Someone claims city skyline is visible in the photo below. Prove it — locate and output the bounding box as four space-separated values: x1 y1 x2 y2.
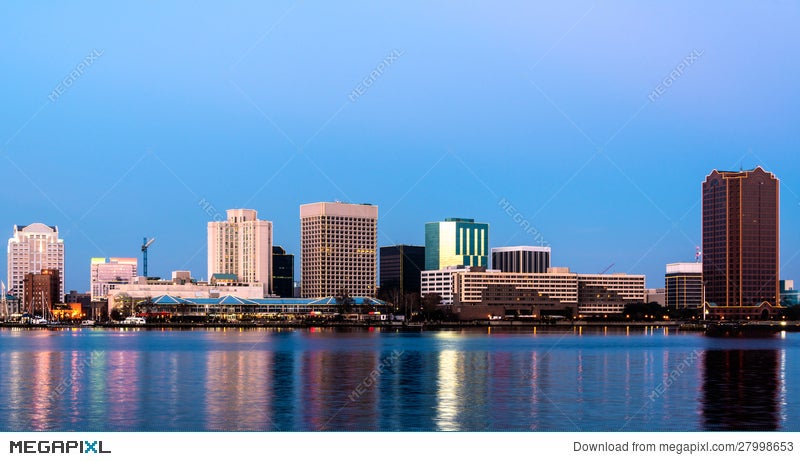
2 2 799 293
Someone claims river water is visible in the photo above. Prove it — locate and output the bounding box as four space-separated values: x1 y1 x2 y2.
0 326 797 431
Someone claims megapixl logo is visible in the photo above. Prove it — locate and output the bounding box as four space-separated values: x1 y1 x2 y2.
9 440 111 454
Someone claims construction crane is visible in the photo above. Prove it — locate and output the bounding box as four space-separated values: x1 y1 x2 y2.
142 237 156 277
599 263 615 274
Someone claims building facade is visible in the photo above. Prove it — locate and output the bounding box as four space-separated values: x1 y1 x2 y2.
7 223 65 302
665 262 702 310
379 245 425 296
421 266 480 305
272 246 294 298
23 269 60 317
702 167 779 317
491 246 550 273
107 273 265 315
453 269 578 320
425 218 489 270
451 269 645 319
577 274 646 316
90 257 138 301
300 202 378 298
646 288 666 306
65 290 92 318
208 209 273 296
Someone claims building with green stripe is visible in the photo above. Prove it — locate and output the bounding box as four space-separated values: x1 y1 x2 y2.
424 218 489 270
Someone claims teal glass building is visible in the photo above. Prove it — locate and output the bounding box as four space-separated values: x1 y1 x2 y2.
425 218 489 270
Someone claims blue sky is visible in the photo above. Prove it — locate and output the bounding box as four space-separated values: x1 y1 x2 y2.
2 1 799 292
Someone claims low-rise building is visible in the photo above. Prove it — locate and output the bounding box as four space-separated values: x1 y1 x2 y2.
453 269 577 320
781 280 799 306
421 266 500 305
139 295 390 320
451 268 645 319
577 273 646 316
645 288 666 306
106 272 264 316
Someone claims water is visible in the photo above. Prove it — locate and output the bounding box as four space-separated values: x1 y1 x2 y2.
0 326 798 431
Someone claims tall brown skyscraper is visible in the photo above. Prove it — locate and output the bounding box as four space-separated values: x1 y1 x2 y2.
702 167 779 313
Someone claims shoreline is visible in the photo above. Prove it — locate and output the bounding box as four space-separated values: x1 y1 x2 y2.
2 320 799 332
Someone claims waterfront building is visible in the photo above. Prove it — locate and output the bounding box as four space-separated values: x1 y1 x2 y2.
421 265 501 305
207 209 273 296
452 268 577 320
379 244 425 296
106 271 264 316
781 280 800 306
300 202 378 298
451 268 645 319
272 246 294 298
425 218 489 270
90 257 138 301
65 290 92 318
7 223 65 302
646 288 666 306
3 293 20 316
142 294 389 319
702 167 779 320
23 269 60 316
491 246 550 273
665 262 702 310
577 273 646 316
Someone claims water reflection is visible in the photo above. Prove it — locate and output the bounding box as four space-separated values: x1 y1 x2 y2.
0 329 797 431
205 350 271 430
702 349 779 431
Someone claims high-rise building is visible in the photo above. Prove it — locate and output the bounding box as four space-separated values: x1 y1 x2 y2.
379 245 425 296
208 209 273 296
90 257 138 301
23 269 60 316
665 262 702 310
7 223 65 302
702 167 779 316
272 246 294 298
300 202 378 298
491 246 550 273
425 218 489 270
